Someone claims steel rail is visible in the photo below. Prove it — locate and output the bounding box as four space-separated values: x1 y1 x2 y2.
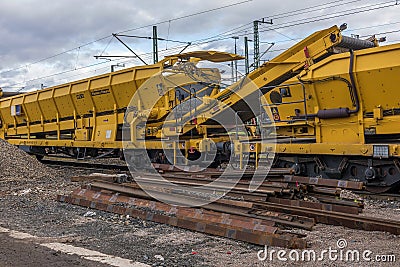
58 188 307 248
89 181 315 230
253 201 400 235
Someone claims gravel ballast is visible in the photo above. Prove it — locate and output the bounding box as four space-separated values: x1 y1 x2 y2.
0 140 399 266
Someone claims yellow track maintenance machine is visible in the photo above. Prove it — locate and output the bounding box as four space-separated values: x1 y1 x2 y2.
1 24 400 191
122 24 400 191
255 31 400 191
198 24 399 191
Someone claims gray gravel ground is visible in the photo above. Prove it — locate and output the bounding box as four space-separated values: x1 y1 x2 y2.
0 141 400 266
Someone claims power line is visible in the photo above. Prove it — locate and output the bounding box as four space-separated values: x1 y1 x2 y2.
99 36 115 56
268 0 363 20
3 44 187 90
0 0 367 79
359 29 400 38
258 0 398 32
192 0 365 45
167 0 392 48
0 35 112 76
5 0 350 79
261 20 400 45
171 2 399 59
349 20 400 32
2 0 398 89
118 0 253 34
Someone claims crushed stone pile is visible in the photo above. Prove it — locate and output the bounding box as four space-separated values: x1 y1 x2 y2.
0 138 63 196
0 139 56 181
340 189 363 201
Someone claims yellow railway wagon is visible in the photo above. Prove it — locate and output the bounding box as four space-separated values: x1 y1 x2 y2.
0 56 180 157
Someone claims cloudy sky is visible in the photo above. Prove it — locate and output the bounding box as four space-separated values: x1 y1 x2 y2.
0 0 399 92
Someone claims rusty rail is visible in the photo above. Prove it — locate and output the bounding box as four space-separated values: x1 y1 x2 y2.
87 177 400 235
57 165 400 249
57 188 307 248
279 175 364 190
89 181 315 230
253 201 400 235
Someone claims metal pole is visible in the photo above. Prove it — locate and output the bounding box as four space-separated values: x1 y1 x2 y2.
244 37 248 75
253 19 273 70
232 36 239 81
231 61 234 84
253 21 259 69
153 26 158 63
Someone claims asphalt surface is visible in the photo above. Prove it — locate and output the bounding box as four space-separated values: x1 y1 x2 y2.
0 232 110 267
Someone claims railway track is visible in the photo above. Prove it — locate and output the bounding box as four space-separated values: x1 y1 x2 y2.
57 165 400 248
40 157 129 172
42 156 400 247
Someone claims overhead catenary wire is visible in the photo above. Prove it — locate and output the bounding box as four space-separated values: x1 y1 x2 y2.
166 0 398 49
256 0 398 33
0 0 380 78
182 0 366 45
122 1 399 60
117 0 253 34
194 0 399 46
4 0 354 81
99 36 115 57
359 29 400 38
268 0 363 20
7 44 188 90
0 35 112 76
1 0 366 81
